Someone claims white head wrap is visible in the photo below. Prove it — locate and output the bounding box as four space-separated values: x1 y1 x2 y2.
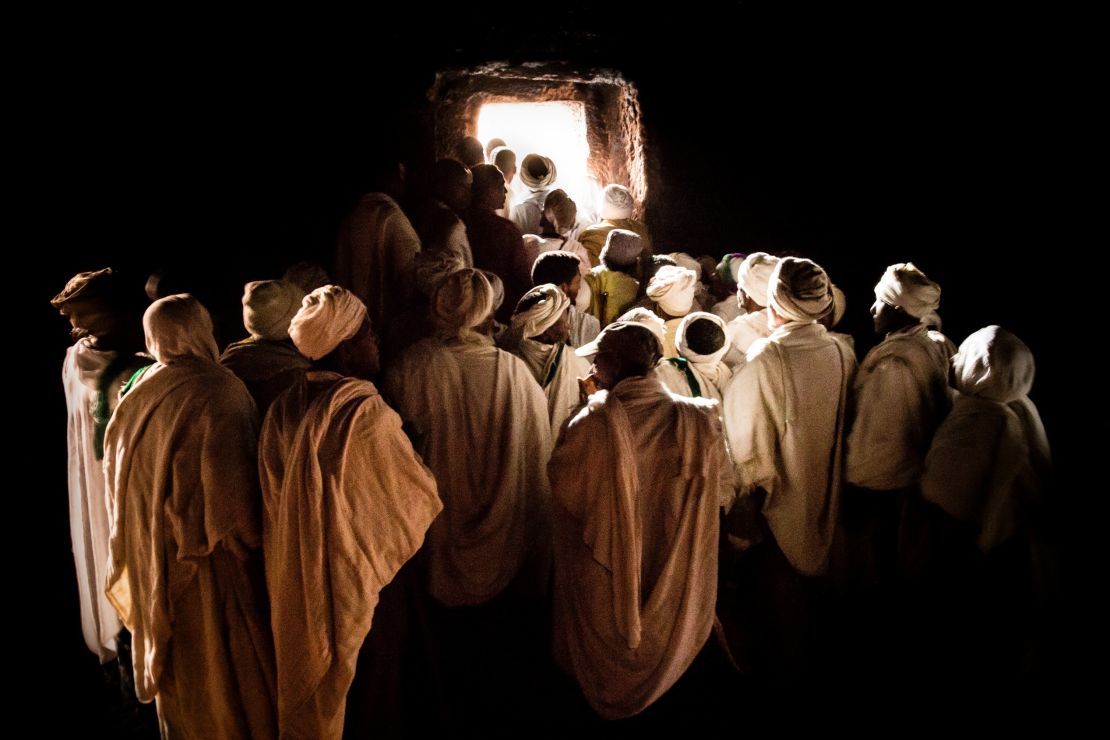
242 279 306 340
599 183 634 220
288 285 369 360
645 265 698 317
518 153 557 190
736 252 781 308
667 252 702 277
414 248 468 297
510 283 570 340
767 257 834 324
951 325 1035 403
874 262 941 319
144 294 220 364
430 268 495 342
675 311 731 365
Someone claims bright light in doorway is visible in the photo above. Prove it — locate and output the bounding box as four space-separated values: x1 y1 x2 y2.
477 102 597 222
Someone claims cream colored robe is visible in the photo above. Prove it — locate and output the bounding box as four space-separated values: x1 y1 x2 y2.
513 339 591 437
334 192 421 338
846 322 952 491
104 357 276 739
550 374 727 719
722 308 772 369
259 372 442 739
385 337 553 606
62 338 141 662
723 322 856 576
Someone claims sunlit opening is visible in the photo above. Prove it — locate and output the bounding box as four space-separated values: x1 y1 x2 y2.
477 102 596 220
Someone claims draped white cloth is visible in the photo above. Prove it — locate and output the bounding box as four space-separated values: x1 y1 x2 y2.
723 322 856 575
385 337 553 605
846 322 953 490
259 372 442 739
550 374 728 719
62 338 138 662
513 339 591 436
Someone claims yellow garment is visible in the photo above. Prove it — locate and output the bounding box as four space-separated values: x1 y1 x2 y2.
579 218 652 267
585 268 640 326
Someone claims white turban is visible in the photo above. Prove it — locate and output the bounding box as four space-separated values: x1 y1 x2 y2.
768 257 834 324
675 311 731 365
511 283 570 340
414 248 468 297
478 269 505 312
242 279 306 340
144 294 219 364
736 252 780 308
952 325 1036 403
431 268 495 342
599 183 634 220
519 153 557 190
575 306 665 358
645 265 698 317
874 262 941 319
288 285 368 360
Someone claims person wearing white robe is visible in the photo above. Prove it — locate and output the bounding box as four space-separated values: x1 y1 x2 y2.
921 326 1051 553
220 279 311 413
673 311 733 404
334 171 421 346
843 262 954 584
580 307 692 398
723 257 855 577
502 284 591 436
722 252 781 369
103 294 277 739
509 153 557 235
847 263 953 491
645 264 699 358
260 286 443 740
550 321 730 719
53 268 147 665
720 258 854 679
532 250 599 349
384 268 553 606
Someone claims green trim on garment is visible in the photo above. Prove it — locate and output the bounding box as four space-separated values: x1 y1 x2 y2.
542 344 564 388
666 356 701 397
120 364 154 398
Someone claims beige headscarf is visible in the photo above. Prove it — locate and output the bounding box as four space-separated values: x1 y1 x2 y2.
736 252 780 308
430 268 495 343
511 284 570 340
646 265 698 317
599 183 634 220
768 257 834 324
242 279 306 340
575 307 666 358
952 325 1035 403
414 248 468 297
874 262 941 319
143 294 219 364
288 285 368 360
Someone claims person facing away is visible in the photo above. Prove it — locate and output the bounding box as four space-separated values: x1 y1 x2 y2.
259 285 442 740
644 264 700 358
721 251 781 368
52 267 147 665
579 183 652 268
509 152 558 236
103 294 277 739
501 283 591 437
384 268 553 607
549 321 730 719
334 155 421 348
219 279 311 414
722 257 856 578
463 163 529 323
531 250 599 349
584 228 644 326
